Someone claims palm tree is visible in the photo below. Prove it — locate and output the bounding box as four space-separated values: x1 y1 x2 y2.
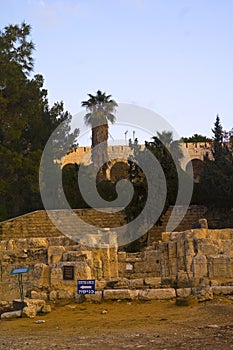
81 90 118 179
156 130 183 163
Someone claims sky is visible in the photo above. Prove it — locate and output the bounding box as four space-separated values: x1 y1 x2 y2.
1 0 233 144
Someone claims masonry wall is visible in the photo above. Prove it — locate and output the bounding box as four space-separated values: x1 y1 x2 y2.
160 228 233 287
0 235 119 301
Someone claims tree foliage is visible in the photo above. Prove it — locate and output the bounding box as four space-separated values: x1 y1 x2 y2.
0 23 78 220
182 134 211 143
81 90 118 180
124 135 187 251
196 115 233 209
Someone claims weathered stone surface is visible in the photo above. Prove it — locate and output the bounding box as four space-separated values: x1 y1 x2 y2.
85 291 102 303
57 290 73 300
1 310 22 319
23 297 48 318
33 263 50 288
95 280 106 290
212 286 233 295
192 218 208 229
176 288 192 298
208 255 231 278
49 290 57 301
129 278 144 289
118 252 127 262
31 291 48 301
144 277 162 288
103 289 138 300
138 288 176 300
195 287 213 302
22 305 38 318
193 254 208 278
41 304 52 313
48 246 66 264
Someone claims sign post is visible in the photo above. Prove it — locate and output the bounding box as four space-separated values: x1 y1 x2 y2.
10 267 29 304
77 280 95 295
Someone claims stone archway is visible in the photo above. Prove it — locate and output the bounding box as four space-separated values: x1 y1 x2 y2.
186 158 204 183
107 160 130 182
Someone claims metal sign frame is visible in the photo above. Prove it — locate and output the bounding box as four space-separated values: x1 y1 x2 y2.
10 267 29 303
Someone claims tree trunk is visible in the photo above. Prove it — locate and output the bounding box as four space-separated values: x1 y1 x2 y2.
92 123 108 182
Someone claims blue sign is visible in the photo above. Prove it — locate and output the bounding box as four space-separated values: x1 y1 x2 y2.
10 267 29 275
78 280 95 294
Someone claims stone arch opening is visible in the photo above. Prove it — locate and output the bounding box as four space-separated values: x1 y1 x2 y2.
186 158 204 183
109 161 130 182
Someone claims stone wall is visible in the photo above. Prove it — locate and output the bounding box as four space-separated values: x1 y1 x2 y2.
0 235 118 301
1 227 233 303
160 228 233 287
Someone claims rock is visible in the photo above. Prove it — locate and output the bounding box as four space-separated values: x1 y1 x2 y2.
34 319 46 324
138 288 176 301
192 218 208 229
22 305 38 318
1 310 22 319
101 310 107 314
195 287 213 302
31 291 48 301
103 289 138 301
41 304 52 313
49 290 57 301
57 290 73 300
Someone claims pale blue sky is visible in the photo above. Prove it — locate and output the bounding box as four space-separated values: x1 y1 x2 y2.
1 0 233 140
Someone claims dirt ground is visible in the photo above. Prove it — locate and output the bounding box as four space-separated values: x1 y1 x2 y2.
1 297 233 350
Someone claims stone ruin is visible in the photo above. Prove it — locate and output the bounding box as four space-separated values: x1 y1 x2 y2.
1 222 233 309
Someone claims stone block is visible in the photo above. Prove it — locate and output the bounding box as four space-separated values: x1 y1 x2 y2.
193 254 207 278
129 278 144 289
138 288 176 300
22 305 37 318
212 286 233 295
85 291 102 303
49 290 57 301
48 246 66 264
208 255 231 278
96 280 106 290
31 291 48 301
176 288 192 298
1 310 22 319
57 290 73 300
103 289 138 300
194 287 213 302
33 263 50 288
118 252 127 262
144 277 162 288
27 238 48 249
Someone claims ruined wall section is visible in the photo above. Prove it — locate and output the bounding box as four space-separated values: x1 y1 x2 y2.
160 228 233 287
0 236 118 301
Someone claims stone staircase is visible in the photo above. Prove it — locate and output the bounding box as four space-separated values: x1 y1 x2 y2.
0 209 127 240
0 206 207 243
148 205 207 243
